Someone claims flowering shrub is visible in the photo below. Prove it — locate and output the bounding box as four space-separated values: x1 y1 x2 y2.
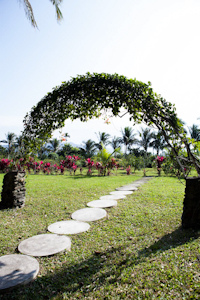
0 159 11 172
126 165 131 175
86 158 95 175
0 154 125 177
60 155 80 175
155 156 165 176
95 161 104 175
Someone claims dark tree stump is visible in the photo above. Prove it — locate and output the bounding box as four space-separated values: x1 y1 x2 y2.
182 177 200 229
0 172 26 209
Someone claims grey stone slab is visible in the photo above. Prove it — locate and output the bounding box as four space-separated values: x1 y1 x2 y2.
71 207 107 222
110 191 133 195
48 220 90 235
116 186 138 191
0 254 39 291
99 194 126 200
87 199 117 208
18 234 71 257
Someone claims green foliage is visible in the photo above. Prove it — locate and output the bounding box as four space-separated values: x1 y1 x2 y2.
23 73 180 148
57 143 79 158
0 145 7 158
162 149 193 178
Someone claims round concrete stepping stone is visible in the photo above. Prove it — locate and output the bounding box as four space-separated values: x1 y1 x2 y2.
0 254 39 291
71 207 107 222
116 186 138 191
99 194 126 200
48 220 90 235
87 199 117 208
18 234 71 257
110 190 133 195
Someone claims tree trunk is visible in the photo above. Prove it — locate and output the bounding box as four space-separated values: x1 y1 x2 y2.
182 177 200 229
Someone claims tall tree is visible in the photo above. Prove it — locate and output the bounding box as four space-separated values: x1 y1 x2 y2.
4 132 16 158
48 138 61 153
95 132 110 150
57 143 79 157
15 135 25 157
189 124 200 141
18 0 63 28
120 127 137 155
79 139 96 159
150 131 167 155
138 128 154 153
109 136 121 151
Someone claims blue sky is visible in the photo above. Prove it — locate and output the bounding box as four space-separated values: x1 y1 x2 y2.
1 0 200 146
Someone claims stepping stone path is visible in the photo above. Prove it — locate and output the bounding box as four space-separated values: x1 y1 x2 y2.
0 254 39 291
18 234 71 257
48 220 90 235
87 199 117 208
110 190 133 195
71 207 107 222
116 185 138 191
99 194 126 200
0 177 152 291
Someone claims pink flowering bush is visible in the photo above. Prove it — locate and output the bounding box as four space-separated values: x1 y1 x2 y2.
126 165 131 175
86 158 95 175
60 155 80 175
0 154 122 177
0 158 11 172
155 156 165 176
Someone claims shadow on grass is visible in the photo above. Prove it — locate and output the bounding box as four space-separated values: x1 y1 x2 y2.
138 226 199 257
2 227 199 299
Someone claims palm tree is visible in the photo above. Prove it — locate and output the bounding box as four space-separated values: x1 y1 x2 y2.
15 135 25 157
48 138 61 153
79 139 96 159
109 136 121 151
150 131 167 155
18 0 63 28
120 127 137 155
4 132 16 158
95 132 111 150
138 128 154 172
189 124 200 141
138 128 154 153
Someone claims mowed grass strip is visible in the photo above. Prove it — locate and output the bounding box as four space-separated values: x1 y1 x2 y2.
0 172 199 299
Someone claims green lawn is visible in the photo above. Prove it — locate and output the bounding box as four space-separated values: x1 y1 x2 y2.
0 171 199 299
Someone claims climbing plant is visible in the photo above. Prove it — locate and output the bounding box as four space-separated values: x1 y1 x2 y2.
23 72 200 178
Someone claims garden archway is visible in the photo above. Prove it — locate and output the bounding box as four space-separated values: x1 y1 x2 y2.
23 74 183 153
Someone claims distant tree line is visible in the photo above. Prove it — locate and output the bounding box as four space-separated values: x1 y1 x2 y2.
1 123 199 169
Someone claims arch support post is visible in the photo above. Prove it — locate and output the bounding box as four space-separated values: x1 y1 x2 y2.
182 177 200 229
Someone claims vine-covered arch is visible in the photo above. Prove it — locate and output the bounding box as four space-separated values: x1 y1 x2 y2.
23 72 200 177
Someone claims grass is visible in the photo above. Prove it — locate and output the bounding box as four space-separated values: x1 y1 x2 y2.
0 170 200 299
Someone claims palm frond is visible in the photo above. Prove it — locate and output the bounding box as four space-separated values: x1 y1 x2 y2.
50 0 63 21
20 0 38 28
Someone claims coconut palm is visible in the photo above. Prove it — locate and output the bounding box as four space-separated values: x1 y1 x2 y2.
150 131 167 155
138 128 154 172
189 124 200 141
18 0 63 28
79 139 96 159
95 132 111 150
138 128 154 153
48 138 61 153
120 127 137 155
4 132 16 158
15 135 25 157
109 136 121 151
